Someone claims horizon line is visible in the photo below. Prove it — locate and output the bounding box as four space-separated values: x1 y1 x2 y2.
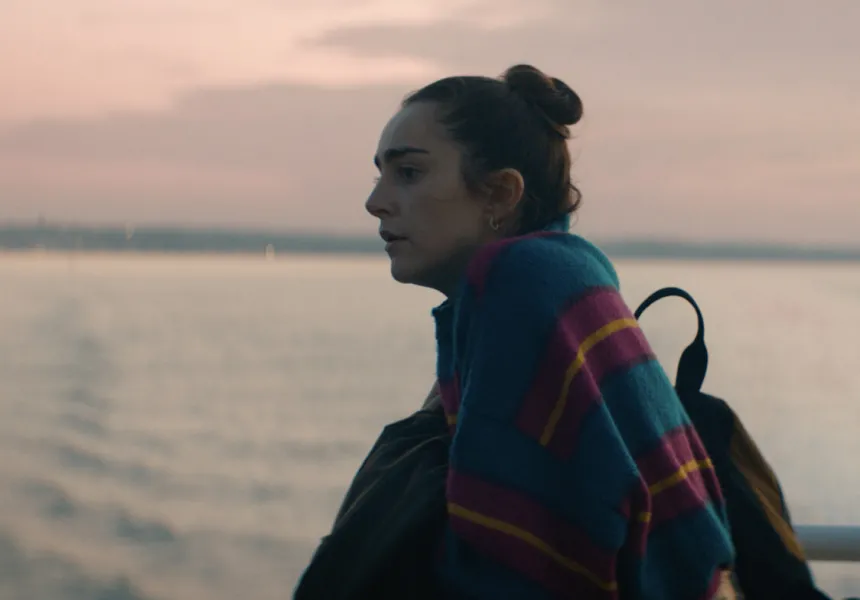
2 219 859 252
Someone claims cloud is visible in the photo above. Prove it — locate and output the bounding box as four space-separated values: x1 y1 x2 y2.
303 1 860 130
1 2 858 243
308 2 860 84
296 2 860 242
0 0 488 122
0 83 411 231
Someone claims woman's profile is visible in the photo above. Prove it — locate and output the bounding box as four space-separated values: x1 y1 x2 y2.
296 64 736 599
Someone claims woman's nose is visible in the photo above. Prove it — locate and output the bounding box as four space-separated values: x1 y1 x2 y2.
365 186 392 218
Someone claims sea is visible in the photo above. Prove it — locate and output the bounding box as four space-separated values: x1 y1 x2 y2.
1 252 858 600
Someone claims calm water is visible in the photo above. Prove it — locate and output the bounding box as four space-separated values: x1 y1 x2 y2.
1 253 859 599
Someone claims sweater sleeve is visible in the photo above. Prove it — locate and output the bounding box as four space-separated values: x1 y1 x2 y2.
437 235 735 599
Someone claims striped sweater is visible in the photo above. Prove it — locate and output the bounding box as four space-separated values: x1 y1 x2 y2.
432 230 735 599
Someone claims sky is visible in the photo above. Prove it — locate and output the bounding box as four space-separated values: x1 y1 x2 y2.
0 0 858 244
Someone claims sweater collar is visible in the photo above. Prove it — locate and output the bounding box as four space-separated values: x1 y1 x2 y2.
431 214 570 337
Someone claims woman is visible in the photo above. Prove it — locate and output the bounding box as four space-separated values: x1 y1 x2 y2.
300 65 736 599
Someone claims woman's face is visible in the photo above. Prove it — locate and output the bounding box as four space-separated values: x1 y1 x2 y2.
365 102 499 296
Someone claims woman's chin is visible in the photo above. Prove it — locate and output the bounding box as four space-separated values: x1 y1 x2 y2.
390 258 418 284
390 256 437 289
390 253 463 295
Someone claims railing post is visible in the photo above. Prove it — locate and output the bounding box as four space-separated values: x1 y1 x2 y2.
795 525 860 563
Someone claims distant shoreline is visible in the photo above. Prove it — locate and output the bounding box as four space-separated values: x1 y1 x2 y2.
1 224 859 263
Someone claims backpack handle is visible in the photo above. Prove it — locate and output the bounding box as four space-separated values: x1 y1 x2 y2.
634 287 708 393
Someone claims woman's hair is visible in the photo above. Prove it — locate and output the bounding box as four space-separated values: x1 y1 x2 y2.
403 64 583 234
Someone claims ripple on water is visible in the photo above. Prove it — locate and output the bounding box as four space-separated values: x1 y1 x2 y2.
58 411 109 439
21 479 78 520
0 531 159 600
113 512 177 546
53 443 159 488
20 476 178 547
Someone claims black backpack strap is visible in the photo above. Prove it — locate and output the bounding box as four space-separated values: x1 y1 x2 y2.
634 287 708 394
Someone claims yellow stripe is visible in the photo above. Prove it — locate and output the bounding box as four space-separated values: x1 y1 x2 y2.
447 414 458 426
637 511 651 523
648 458 714 495
633 459 714 523
540 318 640 446
448 502 618 592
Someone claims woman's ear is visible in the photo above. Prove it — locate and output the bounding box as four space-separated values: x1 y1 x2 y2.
483 168 525 223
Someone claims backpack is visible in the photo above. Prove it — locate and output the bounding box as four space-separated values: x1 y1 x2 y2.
634 287 832 600
295 286 834 600
292 406 450 600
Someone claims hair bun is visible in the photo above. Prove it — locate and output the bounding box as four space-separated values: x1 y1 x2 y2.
502 64 583 130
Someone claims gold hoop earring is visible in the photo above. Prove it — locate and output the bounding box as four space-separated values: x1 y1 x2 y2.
489 215 500 231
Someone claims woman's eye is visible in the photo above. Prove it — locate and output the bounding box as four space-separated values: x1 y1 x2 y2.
375 166 420 184
397 166 420 182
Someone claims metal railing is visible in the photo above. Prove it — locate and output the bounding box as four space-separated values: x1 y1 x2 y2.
796 525 860 562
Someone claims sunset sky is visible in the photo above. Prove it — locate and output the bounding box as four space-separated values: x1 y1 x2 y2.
1 1 858 243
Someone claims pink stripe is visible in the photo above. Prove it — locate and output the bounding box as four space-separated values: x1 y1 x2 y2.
438 373 461 418
636 426 704 485
636 426 723 507
622 467 718 557
649 467 713 526
544 327 656 457
622 480 652 556
448 513 619 599
690 426 725 505
698 569 725 600
465 231 561 297
632 427 722 527
446 469 617 578
516 288 637 442
556 287 632 341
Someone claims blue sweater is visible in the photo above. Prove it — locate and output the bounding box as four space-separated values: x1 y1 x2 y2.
432 229 735 599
